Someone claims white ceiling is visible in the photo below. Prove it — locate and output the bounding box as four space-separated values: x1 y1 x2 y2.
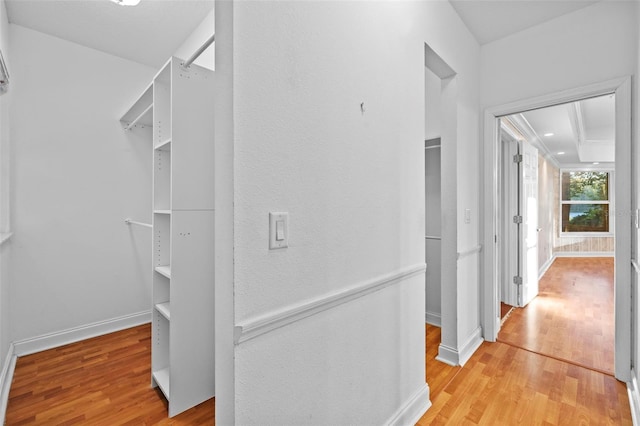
506 94 615 167
5 0 213 69
450 0 599 45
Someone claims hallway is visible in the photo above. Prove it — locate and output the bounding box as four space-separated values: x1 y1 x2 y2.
419 257 629 425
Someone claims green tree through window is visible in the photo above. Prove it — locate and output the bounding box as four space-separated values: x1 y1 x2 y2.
561 171 610 233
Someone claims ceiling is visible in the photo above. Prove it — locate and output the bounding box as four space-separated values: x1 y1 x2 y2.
5 0 213 69
504 94 615 168
450 0 599 45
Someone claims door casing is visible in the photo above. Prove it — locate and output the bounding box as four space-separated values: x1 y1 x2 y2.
481 77 632 382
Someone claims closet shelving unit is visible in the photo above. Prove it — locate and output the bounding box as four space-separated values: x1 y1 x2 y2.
120 56 215 418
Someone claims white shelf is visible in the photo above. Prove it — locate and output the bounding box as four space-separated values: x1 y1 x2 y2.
153 368 171 400
120 83 153 129
145 57 215 418
155 302 171 320
0 232 13 246
155 139 172 151
155 265 171 279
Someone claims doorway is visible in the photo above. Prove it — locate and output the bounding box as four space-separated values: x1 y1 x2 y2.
496 94 617 375
482 77 632 382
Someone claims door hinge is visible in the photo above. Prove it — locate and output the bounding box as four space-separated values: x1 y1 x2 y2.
513 215 523 224
513 154 523 163
513 276 523 285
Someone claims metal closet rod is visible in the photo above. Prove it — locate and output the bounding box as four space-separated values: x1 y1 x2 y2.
124 218 152 228
183 34 215 68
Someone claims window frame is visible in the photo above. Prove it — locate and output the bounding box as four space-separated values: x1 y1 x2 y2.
559 168 614 237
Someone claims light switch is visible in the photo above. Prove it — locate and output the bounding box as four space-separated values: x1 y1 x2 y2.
269 212 288 249
464 209 471 224
276 220 285 241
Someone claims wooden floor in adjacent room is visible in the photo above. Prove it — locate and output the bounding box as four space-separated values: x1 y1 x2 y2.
499 256 615 375
5 324 214 425
419 256 631 425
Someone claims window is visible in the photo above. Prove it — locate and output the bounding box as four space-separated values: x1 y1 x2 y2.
561 170 612 234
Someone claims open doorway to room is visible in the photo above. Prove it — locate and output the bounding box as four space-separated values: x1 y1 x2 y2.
483 78 633 381
496 94 617 375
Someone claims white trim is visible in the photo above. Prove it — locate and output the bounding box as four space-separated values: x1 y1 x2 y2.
385 383 431 426
435 344 458 366
425 311 441 327
628 370 640 426
554 251 614 258
504 114 561 169
538 255 556 279
0 343 16 425
436 327 484 366
13 310 152 356
457 244 482 260
234 263 426 345
458 327 483 366
632 259 640 275
0 233 12 246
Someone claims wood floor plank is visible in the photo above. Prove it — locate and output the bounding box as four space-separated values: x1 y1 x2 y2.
499 257 615 374
6 324 214 425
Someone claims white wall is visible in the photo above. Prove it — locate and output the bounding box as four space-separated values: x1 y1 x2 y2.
481 2 637 109
173 9 214 71
538 155 556 270
217 1 481 423
634 0 640 395
0 0 11 368
8 24 156 343
425 68 441 141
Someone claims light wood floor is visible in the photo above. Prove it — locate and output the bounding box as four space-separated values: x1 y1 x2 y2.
6 325 214 425
499 257 615 375
6 257 631 425
420 256 630 425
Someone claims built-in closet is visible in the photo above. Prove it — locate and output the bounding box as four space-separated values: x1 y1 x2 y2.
121 56 215 417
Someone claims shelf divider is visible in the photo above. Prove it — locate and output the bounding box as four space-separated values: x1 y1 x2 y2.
155 265 171 279
153 368 171 399
155 302 171 320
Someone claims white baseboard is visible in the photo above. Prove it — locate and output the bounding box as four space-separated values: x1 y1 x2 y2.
435 343 459 366
435 327 483 367
386 383 431 426
538 255 556 279
0 343 16 425
425 311 441 327
554 251 614 258
13 310 152 357
458 327 483 366
628 370 640 426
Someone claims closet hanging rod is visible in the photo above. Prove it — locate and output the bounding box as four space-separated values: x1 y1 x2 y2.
182 34 215 69
124 218 152 228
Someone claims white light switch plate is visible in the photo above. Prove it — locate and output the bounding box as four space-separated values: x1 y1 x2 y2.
269 212 289 249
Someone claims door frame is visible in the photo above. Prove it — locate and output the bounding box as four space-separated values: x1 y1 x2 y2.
481 77 632 382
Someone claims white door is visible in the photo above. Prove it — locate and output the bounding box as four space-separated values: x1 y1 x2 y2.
502 133 519 307
519 140 539 306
